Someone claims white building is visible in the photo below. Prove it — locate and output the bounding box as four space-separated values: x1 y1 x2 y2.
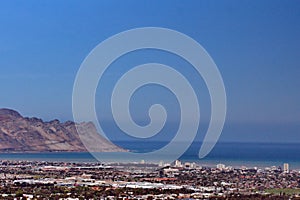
217 164 226 170
284 163 289 173
174 160 182 168
184 162 191 168
190 162 197 169
158 160 164 167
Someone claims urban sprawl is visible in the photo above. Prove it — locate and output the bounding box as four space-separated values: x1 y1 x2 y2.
0 160 300 199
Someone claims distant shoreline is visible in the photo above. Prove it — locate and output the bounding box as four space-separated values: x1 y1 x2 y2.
0 151 300 171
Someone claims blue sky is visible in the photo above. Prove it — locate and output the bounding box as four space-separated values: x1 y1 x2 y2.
0 0 300 143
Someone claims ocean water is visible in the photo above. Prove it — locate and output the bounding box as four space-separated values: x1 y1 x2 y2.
0 142 299 170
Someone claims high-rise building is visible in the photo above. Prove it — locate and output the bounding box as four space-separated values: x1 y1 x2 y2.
284 163 289 173
158 160 164 167
174 160 182 168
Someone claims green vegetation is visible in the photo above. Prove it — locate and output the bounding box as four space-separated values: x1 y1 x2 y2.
265 188 300 195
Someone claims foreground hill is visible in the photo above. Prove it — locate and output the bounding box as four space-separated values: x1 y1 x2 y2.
0 108 125 152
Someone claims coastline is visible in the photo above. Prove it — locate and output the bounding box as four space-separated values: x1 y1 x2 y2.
0 151 300 171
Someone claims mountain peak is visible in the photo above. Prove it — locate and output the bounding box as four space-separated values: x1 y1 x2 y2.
0 108 22 118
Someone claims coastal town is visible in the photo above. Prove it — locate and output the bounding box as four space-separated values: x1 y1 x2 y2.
1 160 300 199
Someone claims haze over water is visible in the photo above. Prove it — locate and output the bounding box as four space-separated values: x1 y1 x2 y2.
1 142 299 170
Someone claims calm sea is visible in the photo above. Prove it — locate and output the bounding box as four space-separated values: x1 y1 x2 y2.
0 142 299 170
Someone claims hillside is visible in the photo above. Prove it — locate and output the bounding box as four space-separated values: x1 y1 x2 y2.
0 108 125 152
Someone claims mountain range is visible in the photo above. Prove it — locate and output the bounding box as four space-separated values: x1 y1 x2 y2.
0 108 125 152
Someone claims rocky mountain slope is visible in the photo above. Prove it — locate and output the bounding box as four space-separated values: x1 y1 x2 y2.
0 108 125 152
